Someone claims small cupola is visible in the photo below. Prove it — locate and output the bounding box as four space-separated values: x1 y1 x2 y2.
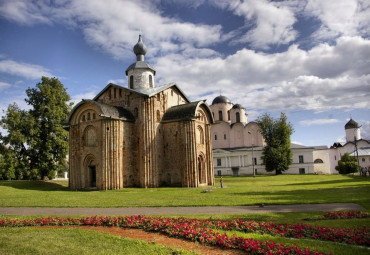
126 35 156 91
345 118 361 142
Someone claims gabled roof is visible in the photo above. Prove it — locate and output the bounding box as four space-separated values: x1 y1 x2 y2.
68 99 134 123
349 147 370 157
92 83 191 103
162 100 214 123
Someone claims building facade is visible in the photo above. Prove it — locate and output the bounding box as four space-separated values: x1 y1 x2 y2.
67 36 214 190
210 95 331 175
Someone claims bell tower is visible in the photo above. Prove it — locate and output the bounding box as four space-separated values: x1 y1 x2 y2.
125 35 156 91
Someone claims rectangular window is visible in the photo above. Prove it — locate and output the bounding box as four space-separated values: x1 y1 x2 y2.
253 157 257 165
224 134 226 140
299 155 304 163
214 134 217 140
299 168 305 174
217 158 221 166
217 170 222 176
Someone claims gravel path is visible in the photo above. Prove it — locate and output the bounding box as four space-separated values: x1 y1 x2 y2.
0 203 364 216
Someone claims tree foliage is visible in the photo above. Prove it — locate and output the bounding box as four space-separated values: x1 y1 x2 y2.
0 77 71 180
335 153 359 174
257 113 293 175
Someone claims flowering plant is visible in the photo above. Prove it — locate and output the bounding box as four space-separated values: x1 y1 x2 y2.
321 211 369 220
2 214 368 254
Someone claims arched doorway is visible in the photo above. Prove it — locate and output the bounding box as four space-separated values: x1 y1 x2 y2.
197 154 206 184
83 154 97 188
89 165 96 187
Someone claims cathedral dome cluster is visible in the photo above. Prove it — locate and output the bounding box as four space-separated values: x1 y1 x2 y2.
210 95 247 124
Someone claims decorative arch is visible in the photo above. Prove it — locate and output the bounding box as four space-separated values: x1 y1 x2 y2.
84 125 97 147
197 153 206 184
197 125 204 144
83 154 98 188
314 159 324 163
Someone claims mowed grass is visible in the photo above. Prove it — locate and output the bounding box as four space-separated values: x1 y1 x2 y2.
0 227 195 255
0 175 369 208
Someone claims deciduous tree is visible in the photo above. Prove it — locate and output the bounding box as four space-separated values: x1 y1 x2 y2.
257 113 293 175
0 77 71 179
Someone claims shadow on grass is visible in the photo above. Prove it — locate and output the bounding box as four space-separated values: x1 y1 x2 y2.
282 175 370 186
0 180 69 191
231 185 370 208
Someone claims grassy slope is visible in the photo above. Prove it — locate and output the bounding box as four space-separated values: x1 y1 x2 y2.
0 227 195 255
0 175 369 208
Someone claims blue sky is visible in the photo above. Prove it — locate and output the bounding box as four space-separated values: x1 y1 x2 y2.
0 0 369 147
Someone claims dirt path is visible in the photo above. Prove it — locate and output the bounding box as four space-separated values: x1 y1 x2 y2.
36 226 245 255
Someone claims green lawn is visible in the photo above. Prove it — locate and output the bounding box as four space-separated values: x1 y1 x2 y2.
0 227 194 255
0 175 369 208
1 175 369 255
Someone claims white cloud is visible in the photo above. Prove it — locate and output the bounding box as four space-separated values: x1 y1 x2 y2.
299 118 340 126
155 36 370 113
0 0 51 25
212 0 299 49
0 81 11 91
361 121 370 140
0 59 53 80
0 0 223 60
70 91 98 107
305 0 370 41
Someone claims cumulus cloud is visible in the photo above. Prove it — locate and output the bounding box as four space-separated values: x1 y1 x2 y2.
0 59 53 80
212 0 299 49
0 0 369 117
155 36 370 113
299 118 340 126
305 0 370 41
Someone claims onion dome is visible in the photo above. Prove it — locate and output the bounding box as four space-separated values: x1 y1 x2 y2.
212 95 231 105
345 119 360 129
133 35 147 57
232 104 244 109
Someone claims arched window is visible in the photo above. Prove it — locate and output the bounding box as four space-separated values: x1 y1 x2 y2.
87 112 91 120
218 111 223 121
130 75 134 89
84 126 97 147
197 126 204 144
314 159 324 163
236 112 240 122
149 75 153 88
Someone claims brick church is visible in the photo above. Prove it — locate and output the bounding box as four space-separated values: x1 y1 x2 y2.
67 36 214 190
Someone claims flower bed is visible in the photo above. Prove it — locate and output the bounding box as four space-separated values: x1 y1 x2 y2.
321 211 369 220
2 214 368 254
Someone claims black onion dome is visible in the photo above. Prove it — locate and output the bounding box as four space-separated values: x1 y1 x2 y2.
212 95 231 105
232 104 244 109
133 35 147 56
345 119 360 129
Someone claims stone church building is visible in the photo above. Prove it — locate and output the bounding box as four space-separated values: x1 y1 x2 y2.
67 36 214 190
